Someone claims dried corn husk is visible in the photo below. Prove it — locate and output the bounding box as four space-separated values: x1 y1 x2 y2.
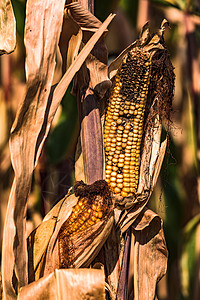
18 269 105 300
27 191 114 282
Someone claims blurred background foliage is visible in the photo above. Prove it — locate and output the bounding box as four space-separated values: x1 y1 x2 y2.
0 0 200 299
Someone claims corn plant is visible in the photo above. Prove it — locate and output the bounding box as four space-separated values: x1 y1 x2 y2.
1 0 176 299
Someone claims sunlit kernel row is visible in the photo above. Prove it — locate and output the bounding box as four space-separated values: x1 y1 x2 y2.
104 49 152 197
59 198 103 237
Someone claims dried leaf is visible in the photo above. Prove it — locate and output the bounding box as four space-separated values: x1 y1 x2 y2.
66 2 102 31
48 13 115 127
55 269 105 299
2 1 66 297
67 2 112 96
137 115 162 195
152 139 168 188
139 21 150 45
104 209 168 300
27 195 70 282
130 208 168 300
59 11 82 73
27 219 57 282
18 272 57 300
18 269 105 300
2 6 115 298
116 229 131 300
117 201 150 234
102 226 122 300
0 0 16 55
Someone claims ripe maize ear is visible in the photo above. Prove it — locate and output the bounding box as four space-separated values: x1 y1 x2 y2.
104 49 152 197
58 180 112 268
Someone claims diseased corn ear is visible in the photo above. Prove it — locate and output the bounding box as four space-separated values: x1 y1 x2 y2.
104 49 151 197
104 20 175 198
58 180 113 268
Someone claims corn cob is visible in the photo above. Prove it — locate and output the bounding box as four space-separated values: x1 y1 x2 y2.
58 180 112 268
58 198 104 268
104 49 151 197
59 197 104 238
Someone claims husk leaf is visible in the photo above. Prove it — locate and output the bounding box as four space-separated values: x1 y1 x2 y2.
18 269 105 300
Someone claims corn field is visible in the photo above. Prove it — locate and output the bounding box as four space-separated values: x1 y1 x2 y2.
0 0 200 299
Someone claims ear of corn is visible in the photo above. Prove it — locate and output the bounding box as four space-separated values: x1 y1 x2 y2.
58 197 104 268
104 49 151 197
58 180 112 268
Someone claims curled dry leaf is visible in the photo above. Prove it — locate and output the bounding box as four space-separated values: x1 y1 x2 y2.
68 1 111 97
101 208 168 299
102 209 168 300
0 0 16 55
129 208 168 300
59 8 82 73
66 2 102 31
129 209 168 300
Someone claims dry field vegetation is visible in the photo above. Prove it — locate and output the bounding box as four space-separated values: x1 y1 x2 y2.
0 0 200 299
